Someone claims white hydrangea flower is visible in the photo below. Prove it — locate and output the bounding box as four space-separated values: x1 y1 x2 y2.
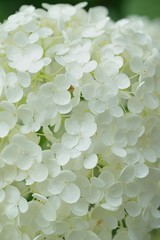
4 6 36 32
0 2 160 239
4 185 28 219
48 170 80 204
1 134 42 170
0 101 17 137
6 43 51 73
5 72 31 103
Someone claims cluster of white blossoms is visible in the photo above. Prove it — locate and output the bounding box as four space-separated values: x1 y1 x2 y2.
0 2 160 240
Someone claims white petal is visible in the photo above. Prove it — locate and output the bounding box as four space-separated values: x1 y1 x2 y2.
56 148 70 166
0 122 9 138
18 72 31 88
48 179 65 195
77 51 90 64
41 57 52 66
6 46 22 61
54 74 70 90
62 133 79 149
84 154 98 169
38 27 53 38
135 163 149 178
5 185 20 203
127 97 144 113
0 189 5 202
99 170 115 189
125 201 141 217
58 170 76 182
117 73 130 89
5 204 18 219
107 196 122 207
24 44 43 61
65 118 80 135
120 165 136 182
129 57 143 73
114 230 130 240
18 197 28 213
59 183 80 203
81 113 97 137
144 94 159 109
111 146 127 157
1 143 17 164
67 230 85 240
103 61 119 76
82 83 97 100
110 105 123 117
84 186 102 204
71 199 88 216
143 148 156 163
41 197 58 221
29 163 48 182
14 31 28 47
69 148 81 158
108 182 123 198
53 90 71 105
89 100 106 114
6 72 18 86
28 32 39 44
76 137 91 151
83 60 97 73
101 129 113 146
125 182 139 197
101 203 119 211
6 85 23 103
28 60 44 73
67 63 83 80
75 2 88 8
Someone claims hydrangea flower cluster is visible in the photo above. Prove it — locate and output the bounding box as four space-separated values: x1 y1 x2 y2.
0 2 160 240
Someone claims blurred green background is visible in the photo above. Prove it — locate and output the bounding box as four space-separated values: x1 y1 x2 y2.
0 0 160 22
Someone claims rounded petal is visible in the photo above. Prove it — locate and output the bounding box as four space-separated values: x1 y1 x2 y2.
135 163 149 178
62 133 79 149
18 197 28 213
29 163 48 182
0 189 5 203
0 122 9 138
71 199 88 216
56 148 70 166
5 204 18 219
6 46 22 61
24 44 43 61
5 185 20 203
125 201 141 217
5 85 23 103
84 154 98 169
59 183 80 203
120 165 136 182
111 146 127 157
76 137 91 151
53 90 71 105
83 60 97 73
1 143 18 165
18 72 31 88
129 57 143 73
127 97 144 113
14 31 28 47
117 73 130 89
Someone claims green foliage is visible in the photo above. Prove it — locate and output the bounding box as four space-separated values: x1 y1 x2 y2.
122 0 160 19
